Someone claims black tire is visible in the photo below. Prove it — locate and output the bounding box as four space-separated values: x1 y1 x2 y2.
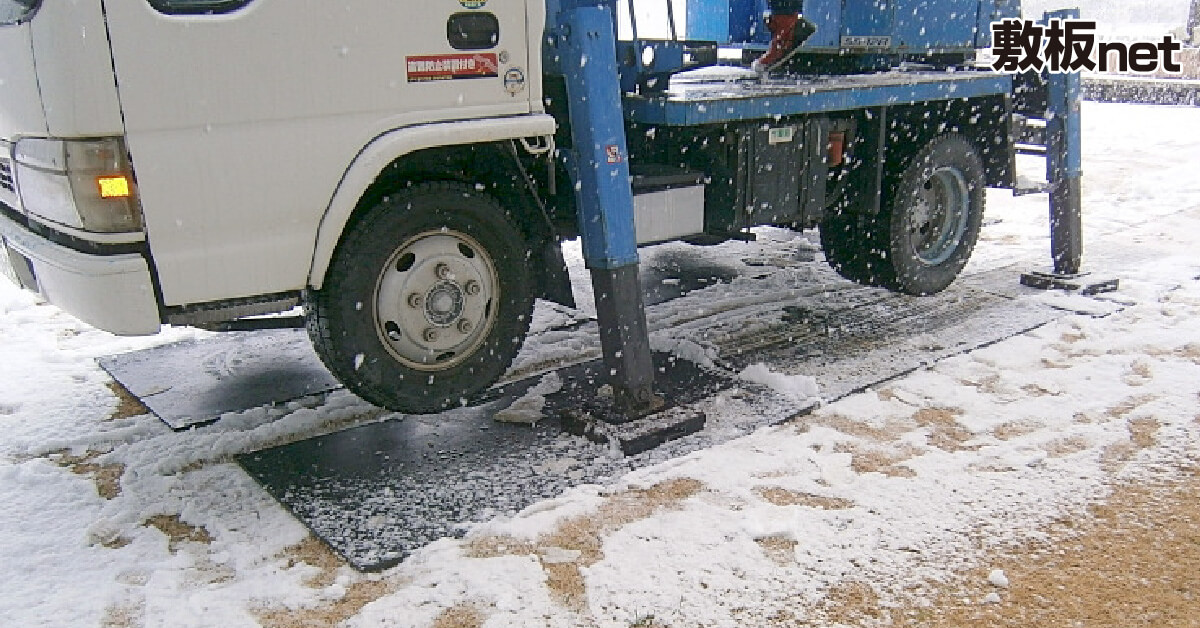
820 134 985 295
306 182 534 413
819 203 888 288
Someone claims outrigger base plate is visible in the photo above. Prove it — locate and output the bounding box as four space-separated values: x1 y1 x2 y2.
1020 271 1120 296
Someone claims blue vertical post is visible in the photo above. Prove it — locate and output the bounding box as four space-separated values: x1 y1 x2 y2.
554 0 658 417
1043 8 1083 275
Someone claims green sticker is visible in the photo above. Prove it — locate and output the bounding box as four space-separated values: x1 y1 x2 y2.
768 127 795 145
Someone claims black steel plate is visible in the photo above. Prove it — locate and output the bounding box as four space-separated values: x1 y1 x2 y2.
97 329 341 430
237 353 730 571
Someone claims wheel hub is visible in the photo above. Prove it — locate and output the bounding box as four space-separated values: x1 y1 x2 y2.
911 197 934 234
907 166 969 266
425 280 465 326
373 231 499 371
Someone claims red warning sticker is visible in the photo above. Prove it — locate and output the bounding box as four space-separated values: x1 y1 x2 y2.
406 54 499 82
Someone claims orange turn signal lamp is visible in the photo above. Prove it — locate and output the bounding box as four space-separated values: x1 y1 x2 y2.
97 175 132 199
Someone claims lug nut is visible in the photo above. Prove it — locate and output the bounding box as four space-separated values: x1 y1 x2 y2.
464 280 482 296
435 263 453 279
457 319 474 333
422 328 440 343
407 293 424 308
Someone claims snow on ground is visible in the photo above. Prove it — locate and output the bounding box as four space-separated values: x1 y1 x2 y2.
1 101 1199 627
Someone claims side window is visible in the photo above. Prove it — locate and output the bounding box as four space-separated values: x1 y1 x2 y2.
447 12 499 50
148 0 253 15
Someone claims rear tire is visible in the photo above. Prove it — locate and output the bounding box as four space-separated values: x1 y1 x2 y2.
818 204 888 288
820 134 985 295
306 182 534 413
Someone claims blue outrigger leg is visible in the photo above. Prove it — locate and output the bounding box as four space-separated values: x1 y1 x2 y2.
1044 8 1083 276
554 0 659 417
1021 8 1114 293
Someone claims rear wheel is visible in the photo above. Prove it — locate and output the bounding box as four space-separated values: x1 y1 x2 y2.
307 182 534 413
818 204 884 287
820 134 985 295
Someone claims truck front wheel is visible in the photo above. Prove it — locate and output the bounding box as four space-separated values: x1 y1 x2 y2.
306 182 534 413
820 134 985 295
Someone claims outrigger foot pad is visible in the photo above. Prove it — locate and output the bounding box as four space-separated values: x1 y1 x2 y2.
564 406 707 457
1020 271 1119 296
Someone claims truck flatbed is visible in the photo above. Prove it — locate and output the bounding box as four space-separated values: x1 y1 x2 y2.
625 67 1014 125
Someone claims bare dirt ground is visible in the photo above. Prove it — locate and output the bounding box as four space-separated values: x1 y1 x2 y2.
812 464 1200 628
252 465 1200 628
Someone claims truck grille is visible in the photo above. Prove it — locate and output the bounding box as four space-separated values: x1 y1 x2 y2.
0 155 17 213
0 157 12 193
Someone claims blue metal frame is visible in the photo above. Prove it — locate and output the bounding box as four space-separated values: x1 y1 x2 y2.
616 40 716 94
839 0 893 41
555 1 641 270
1042 8 1083 275
552 1 658 415
977 0 1023 48
624 72 1014 126
541 0 1038 413
803 0 844 50
1044 62 1082 180
687 0 765 44
1042 9 1082 182
893 0 981 49
687 0 1019 52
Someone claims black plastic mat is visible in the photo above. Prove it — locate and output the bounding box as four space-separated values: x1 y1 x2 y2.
97 329 341 430
236 268 1095 571
237 353 730 571
96 243 758 430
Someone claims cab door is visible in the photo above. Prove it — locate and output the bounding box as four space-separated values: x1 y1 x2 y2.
102 0 533 307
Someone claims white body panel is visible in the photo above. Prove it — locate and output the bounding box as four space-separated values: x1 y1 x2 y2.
1 1 126 215
633 185 706 245
0 19 44 214
0 0 552 335
0 213 161 335
0 21 47 144
28 1 125 138
308 113 557 288
100 0 541 306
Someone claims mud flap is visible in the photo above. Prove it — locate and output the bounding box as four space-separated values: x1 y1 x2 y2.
537 238 576 309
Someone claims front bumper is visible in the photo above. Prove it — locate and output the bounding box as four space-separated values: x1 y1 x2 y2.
0 212 161 335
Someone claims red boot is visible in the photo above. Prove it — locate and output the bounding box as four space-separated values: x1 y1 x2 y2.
752 14 799 73
753 14 817 74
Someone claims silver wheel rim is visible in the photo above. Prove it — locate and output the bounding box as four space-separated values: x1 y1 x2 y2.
904 166 970 266
373 230 499 371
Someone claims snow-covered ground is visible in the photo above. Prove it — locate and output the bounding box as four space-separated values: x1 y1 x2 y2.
2 101 1199 627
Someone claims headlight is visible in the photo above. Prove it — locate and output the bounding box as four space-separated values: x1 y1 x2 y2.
14 137 143 233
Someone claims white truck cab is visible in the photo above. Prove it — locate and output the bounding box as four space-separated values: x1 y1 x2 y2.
1 0 554 330
3 0 1015 415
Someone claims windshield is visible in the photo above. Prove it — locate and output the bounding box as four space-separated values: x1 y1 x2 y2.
0 0 38 26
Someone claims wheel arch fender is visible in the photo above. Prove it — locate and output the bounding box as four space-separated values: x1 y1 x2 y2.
307 114 557 290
